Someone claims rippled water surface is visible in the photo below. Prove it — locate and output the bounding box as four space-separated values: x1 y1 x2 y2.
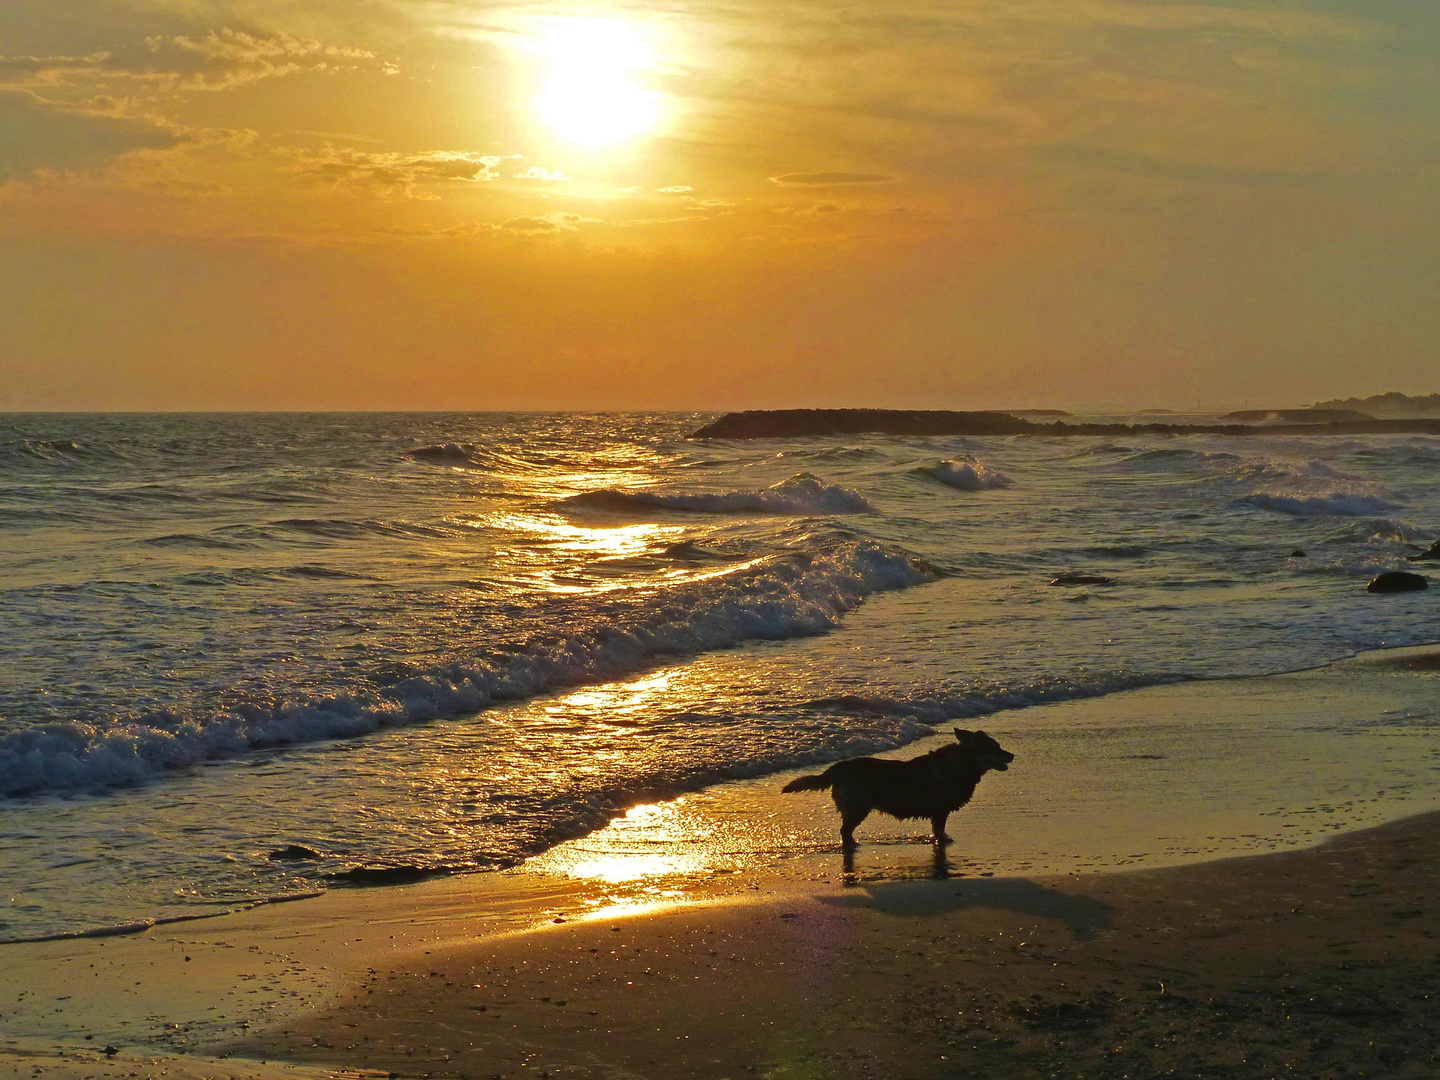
2 412 1437 938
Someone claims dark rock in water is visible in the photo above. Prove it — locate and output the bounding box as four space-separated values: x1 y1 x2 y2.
268 844 322 861
1050 573 1112 586
1407 541 1440 562
1367 571 1428 594
1290 550 1307 558
691 408 1032 439
330 865 451 887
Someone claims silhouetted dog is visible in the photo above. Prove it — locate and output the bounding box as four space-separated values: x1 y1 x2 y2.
781 728 1014 847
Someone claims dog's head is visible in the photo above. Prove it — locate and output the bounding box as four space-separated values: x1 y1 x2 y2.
953 728 1014 772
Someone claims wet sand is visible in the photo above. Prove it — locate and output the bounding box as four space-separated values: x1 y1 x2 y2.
5 650 1439 1078
243 813 1440 1080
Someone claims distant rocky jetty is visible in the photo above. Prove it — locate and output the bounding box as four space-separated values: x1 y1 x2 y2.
689 409 1440 440
690 410 1032 439
1311 392 1440 418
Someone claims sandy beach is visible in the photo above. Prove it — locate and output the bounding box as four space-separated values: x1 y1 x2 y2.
5 651 1438 1079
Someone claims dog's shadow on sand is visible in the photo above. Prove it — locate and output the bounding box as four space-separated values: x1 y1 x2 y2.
822 849 1111 938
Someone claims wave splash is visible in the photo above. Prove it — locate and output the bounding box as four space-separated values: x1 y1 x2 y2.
919 458 1012 491
558 472 876 516
1235 491 1403 517
0 540 930 797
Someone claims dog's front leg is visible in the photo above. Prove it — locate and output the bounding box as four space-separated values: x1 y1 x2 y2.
931 814 952 844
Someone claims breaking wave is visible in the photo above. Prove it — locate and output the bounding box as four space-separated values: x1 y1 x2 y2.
409 442 480 464
1234 492 1403 517
918 458 1012 492
0 540 929 797
407 444 548 471
558 473 876 517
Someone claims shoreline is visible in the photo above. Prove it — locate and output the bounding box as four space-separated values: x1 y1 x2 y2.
3 646 1437 1077
8 639 1440 949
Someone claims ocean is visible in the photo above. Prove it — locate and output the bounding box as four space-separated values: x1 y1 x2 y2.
1 411 1437 941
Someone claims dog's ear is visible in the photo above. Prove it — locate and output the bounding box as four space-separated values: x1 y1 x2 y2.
953 728 970 741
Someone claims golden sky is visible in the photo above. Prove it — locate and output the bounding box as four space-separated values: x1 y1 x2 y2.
1 0 1437 410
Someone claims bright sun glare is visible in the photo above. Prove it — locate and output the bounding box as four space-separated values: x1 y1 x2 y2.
533 19 661 147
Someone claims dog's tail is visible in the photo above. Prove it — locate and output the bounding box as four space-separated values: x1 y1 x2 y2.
781 768 835 794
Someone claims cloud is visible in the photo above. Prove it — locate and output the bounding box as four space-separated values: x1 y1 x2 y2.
513 166 569 182
0 29 387 92
769 172 897 186
0 88 180 182
500 212 601 235
771 202 844 217
292 147 506 198
657 185 692 193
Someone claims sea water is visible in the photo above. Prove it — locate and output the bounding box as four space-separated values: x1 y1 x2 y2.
1 412 1436 939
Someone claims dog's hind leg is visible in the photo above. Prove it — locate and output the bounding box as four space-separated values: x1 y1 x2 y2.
835 817 864 852
931 814 952 845
839 808 868 849
832 784 869 849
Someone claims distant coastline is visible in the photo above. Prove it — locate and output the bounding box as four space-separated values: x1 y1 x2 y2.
1310 391 1440 418
690 408 1440 439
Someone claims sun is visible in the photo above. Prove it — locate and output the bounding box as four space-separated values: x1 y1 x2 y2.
532 19 662 148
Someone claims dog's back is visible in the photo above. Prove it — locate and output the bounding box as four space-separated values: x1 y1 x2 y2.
782 728 1013 846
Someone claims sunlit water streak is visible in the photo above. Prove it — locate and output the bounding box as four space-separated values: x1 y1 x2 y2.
1 412 1437 938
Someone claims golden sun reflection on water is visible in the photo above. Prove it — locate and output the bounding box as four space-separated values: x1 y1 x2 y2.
534 799 719 886
479 510 762 596
489 510 676 559
528 788 820 903
482 510 683 594
551 669 676 724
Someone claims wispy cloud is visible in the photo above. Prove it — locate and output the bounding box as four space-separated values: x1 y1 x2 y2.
291 147 507 198
770 172 896 186
500 212 600 234
512 166 570 182
0 29 390 93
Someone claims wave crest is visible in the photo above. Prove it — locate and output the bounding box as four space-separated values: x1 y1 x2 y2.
919 458 1012 491
0 540 929 797
1234 491 1403 517
558 473 876 517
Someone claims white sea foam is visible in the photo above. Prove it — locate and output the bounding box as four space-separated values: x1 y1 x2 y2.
920 458 1012 491
1223 458 1354 486
559 472 876 516
0 541 927 796
1235 491 1402 517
